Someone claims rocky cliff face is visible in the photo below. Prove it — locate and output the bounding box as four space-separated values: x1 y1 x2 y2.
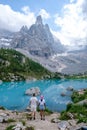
0 16 87 74
11 15 65 57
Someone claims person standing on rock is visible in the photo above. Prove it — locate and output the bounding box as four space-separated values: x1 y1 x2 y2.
29 93 38 120
38 95 46 120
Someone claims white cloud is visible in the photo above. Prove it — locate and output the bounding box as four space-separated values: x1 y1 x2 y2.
70 0 76 3
53 0 87 46
39 9 50 19
0 4 35 32
21 6 30 15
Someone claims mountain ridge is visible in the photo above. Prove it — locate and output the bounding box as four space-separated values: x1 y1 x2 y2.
0 16 87 74
10 15 65 57
0 48 54 81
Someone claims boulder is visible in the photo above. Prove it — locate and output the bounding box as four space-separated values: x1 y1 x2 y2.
66 86 74 91
77 99 87 105
58 121 70 130
67 112 74 119
61 92 66 97
0 113 9 123
25 87 41 96
12 122 26 130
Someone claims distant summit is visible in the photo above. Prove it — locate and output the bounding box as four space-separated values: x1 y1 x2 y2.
0 16 87 74
20 25 28 33
35 15 43 25
11 15 65 57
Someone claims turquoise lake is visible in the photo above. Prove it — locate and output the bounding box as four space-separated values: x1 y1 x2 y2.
0 79 87 112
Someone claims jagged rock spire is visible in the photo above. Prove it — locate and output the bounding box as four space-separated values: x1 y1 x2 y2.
35 15 43 25
20 25 28 32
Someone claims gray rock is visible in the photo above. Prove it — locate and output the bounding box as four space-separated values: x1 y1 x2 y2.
0 113 9 123
58 121 70 130
61 92 66 97
66 86 74 91
0 16 87 75
68 119 76 126
67 112 74 119
25 87 41 96
77 99 87 105
10 15 64 58
12 122 26 130
51 118 61 123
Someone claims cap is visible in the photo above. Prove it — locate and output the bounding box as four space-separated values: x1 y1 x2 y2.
40 95 44 99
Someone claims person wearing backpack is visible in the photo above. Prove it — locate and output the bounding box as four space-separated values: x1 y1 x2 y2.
38 95 46 120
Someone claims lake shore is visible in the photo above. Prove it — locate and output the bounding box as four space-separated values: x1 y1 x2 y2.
0 109 59 130
0 109 87 130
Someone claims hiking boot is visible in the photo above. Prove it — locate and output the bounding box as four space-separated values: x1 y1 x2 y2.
43 116 45 120
43 117 45 120
34 117 35 120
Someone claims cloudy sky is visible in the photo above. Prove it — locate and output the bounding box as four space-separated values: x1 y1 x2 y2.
0 0 87 47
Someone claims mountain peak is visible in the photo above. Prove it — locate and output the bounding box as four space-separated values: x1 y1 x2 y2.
35 15 43 25
20 25 28 32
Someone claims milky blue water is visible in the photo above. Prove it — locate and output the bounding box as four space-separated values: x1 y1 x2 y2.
0 79 87 112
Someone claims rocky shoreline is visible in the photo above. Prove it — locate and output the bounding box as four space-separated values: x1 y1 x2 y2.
0 109 87 130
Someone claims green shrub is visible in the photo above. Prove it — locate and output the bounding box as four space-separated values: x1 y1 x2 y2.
25 113 32 120
5 125 15 130
66 103 73 111
45 108 53 114
21 120 26 126
16 111 18 115
25 126 34 130
0 106 5 110
0 48 53 81
60 111 70 120
60 89 87 123
71 90 87 103
7 118 16 123
83 102 87 107
77 117 87 123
